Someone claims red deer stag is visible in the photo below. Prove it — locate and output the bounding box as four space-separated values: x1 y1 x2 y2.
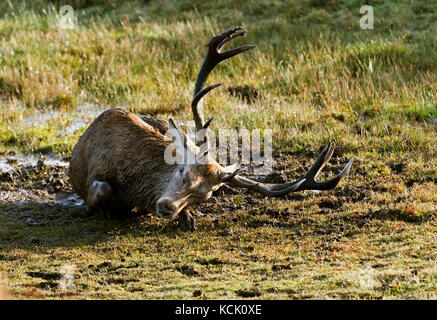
69 27 353 230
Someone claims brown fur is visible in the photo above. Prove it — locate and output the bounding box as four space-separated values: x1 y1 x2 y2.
69 108 176 213
139 115 169 134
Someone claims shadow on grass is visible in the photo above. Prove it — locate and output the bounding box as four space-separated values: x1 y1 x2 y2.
0 200 182 253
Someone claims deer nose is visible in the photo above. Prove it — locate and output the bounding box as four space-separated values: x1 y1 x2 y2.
156 198 177 218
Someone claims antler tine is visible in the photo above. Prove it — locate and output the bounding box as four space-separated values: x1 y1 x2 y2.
192 26 255 130
229 142 353 197
230 175 306 197
293 142 353 191
192 84 222 132
191 84 221 151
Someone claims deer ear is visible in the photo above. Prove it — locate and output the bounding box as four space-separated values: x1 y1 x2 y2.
168 119 199 165
218 163 240 182
168 118 187 155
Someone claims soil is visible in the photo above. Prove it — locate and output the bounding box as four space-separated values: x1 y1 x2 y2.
0 159 82 207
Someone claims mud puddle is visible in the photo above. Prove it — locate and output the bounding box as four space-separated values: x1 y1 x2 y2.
0 156 83 208
0 152 69 173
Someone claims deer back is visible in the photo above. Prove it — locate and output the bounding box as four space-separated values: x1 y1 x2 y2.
69 108 175 211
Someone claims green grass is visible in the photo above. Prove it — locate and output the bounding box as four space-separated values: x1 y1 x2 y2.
0 0 437 299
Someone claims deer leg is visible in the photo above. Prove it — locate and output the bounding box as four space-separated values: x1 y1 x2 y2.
87 180 113 209
178 208 197 231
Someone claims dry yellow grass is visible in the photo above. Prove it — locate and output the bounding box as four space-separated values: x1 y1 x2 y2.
0 274 11 300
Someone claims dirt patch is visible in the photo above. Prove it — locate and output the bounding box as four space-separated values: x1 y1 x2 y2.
0 158 86 218
0 162 71 195
90 261 140 272
235 288 261 298
34 281 58 290
102 278 140 285
196 257 225 266
389 162 406 174
272 264 292 271
26 271 62 281
227 85 259 103
192 289 202 297
371 208 434 223
176 265 199 276
317 196 342 209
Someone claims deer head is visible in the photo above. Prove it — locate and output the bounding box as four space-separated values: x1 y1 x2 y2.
155 119 239 219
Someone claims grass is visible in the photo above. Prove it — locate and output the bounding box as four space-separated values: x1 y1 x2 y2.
0 0 436 299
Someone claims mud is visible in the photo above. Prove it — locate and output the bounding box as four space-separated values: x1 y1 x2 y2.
0 155 84 209
0 152 68 174
227 85 259 103
235 288 261 297
0 149 365 231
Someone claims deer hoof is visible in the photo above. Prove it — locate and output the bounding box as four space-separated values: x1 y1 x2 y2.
178 210 197 231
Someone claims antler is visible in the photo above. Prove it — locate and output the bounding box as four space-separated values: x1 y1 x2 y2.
229 142 353 196
191 27 353 195
191 26 255 146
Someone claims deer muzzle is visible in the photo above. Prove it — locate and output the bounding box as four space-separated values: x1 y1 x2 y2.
156 198 179 219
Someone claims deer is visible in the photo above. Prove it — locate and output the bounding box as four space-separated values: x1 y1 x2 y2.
69 27 353 231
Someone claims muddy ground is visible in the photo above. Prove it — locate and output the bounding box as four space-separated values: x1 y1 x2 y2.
1 148 436 299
